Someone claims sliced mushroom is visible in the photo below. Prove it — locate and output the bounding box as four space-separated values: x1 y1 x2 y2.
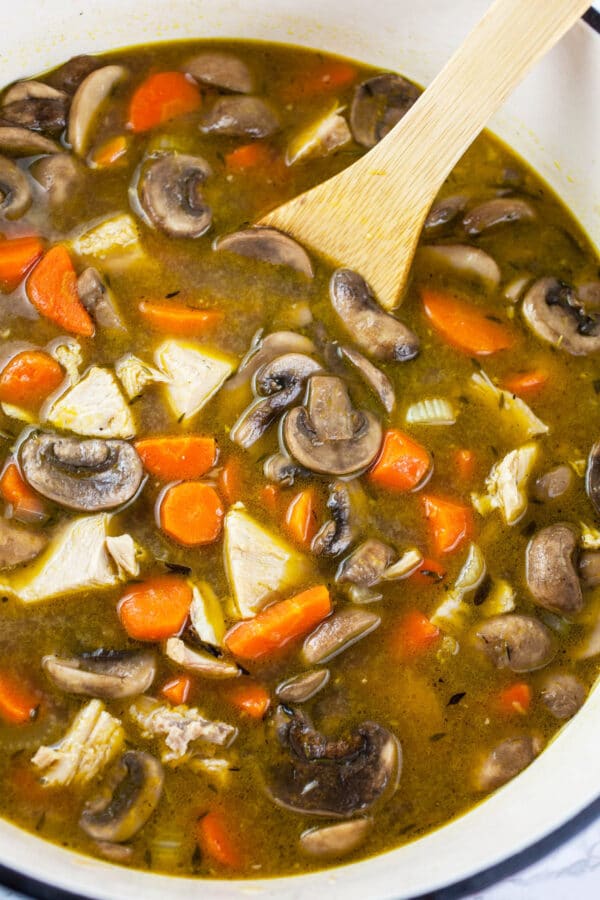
303 608 380 664
475 614 556 672
49 56 100 94
268 710 400 817
0 156 31 220
300 818 372 859
533 465 573 502
338 345 395 413
337 540 395 587
474 736 542 791
525 524 582 616
350 73 421 148
1 81 68 136
585 440 600 517
20 433 144 512
263 452 307 486
330 269 419 361
200 96 279 138
578 281 600 308
164 637 240 679
424 194 468 231
276 669 330 703
283 375 382 477
463 197 535 234
68 65 127 157
579 550 600 587
312 481 358 557
30 153 82 208
42 650 156 699
0 126 61 156
79 750 163 843
139 153 212 238
0 517 47 570
185 52 254 93
417 244 501 289
215 227 313 277
522 278 600 355
77 268 124 330
227 331 316 392
540 673 586 720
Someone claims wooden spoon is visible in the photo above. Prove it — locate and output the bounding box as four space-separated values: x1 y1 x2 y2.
260 0 590 309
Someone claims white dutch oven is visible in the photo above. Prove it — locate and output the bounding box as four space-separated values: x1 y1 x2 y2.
0 1 599 897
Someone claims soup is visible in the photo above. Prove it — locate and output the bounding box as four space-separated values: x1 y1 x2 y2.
0 39 599 878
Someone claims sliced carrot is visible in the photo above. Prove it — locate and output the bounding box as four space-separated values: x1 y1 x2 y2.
196 808 243 870
223 679 270 719
453 448 476 482
392 610 440 658
422 288 514 356
260 482 281 516
369 429 431 492
0 463 46 523
218 457 244 505
161 674 192 706
135 436 216 481
90 134 129 168
0 350 64 411
139 300 223 335
280 60 357 102
502 369 549 396
225 142 275 172
496 682 532 715
128 72 201 133
422 494 473 555
27 246 94 336
408 557 447 585
225 585 332 660
159 481 224 547
0 672 40 724
118 575 192 641
285 488 319 548
0 236 44 293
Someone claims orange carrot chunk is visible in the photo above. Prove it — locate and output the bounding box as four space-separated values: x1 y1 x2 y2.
392 610 440 658
502 369 549 396
408 557 447 585
0 350 64 411
422 289 514 356
159 482 224 547
135 436 216 481
0 236 44 293
196 809 243 870
90 134 129 168
225 141 274 172
260 482 280 516
118 575 192 641
218 457 244 505
0 463 46 522
453 448 476 482
285 488 319 548
369 429 431 492
225 585 332 660
422 494 473 555
496 682 532 715
27 246 94 336
139 300 223 335
0 672 41 724
128 72 201 133
161 674 192 706
281 60 357 102
224 679 270 719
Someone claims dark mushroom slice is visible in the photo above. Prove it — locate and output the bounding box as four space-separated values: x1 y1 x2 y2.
300 818 372 859
68 65 128 157
463 197 536 234
579 550 600 587
525 524 583 616
540 673 586 720
475 614 556 672
522 278 600 355
268 710 400 818
424 194 468 230
302 608 381 665
139 153 213 238
200 96 279 138
263 452 307 486
283 375 383 477
30 153 82 208
312 481 359 557
338 345 395 413
215 227 313 277
0 126 61 157
585 440 600 517
1 81 69 135
0 517 47 570
350 73 421 148
337 539 395 587
330 269 419 361
185 52 254 93
77 267 125 330
42 650 156 699
79 750 164 843
48 55 100 94
276 669 330 704
19 433 144 513
0 156 32 220
533 465 573 502
227 330 316 391
474 735 542 791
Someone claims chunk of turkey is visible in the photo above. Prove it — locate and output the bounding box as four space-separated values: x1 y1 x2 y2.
43 366 135 438
154 339 234 422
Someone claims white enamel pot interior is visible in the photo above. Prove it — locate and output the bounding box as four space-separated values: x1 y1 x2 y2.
0 1 599 898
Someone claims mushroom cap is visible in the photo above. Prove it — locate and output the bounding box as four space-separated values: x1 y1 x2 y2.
226 330 316 392
300 818 372 859
302 607 381 665
42 650 157 699
139 153 213 238
20 433 144 512
462 197 535 234
474 735 542 792
30 152 82 208
0 125 61 156
0 155 32 220
68 65 128 157
585 440 600 517
311 481 359 557
276 669 330 704
522 277 600 355
201 96 279 138
338 345 396 413
337 539 395 587
540 673 586 720
525 523 583 616
0 517 47 571
185 52 254 94
1 84 68 135
215 227 313 277
350 73 421 148
48 55 100 94
475 613 556 672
